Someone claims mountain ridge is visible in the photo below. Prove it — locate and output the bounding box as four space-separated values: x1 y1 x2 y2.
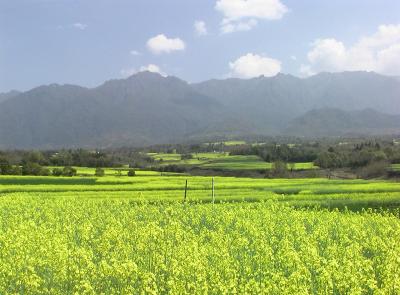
0 71 399 148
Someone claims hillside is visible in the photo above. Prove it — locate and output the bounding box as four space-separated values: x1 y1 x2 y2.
0 72 221 148
193 71 400 132
0 71 399 148
284 108 400 137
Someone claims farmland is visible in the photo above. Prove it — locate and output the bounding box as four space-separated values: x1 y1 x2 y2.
1 173 400 293
2 175 400 209
148 152 317 171
392 164 400 171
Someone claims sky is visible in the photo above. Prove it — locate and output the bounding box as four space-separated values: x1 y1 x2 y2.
1 0 400 92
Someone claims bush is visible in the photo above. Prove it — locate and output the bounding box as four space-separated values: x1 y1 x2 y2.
159 165 186 173
358 161 388 179
62 166 77 177
127 169 136 177
95 168 105 177
22 162 46 176
181 154 193 160
41 167 51 176
52 168 63 176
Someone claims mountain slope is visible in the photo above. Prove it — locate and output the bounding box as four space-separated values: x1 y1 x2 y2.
284 108 400 137
0 90 21 103
0 71 399 148
193 71 400 132
0 72 221 148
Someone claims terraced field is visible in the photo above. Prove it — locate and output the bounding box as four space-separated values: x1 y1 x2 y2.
148 152 317 171
391 164 400 171
1 175 400 210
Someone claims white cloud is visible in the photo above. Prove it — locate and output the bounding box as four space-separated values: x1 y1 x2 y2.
194 20 208 36
377 44 400 75
146 34 185 54
72 23 87 30
120 64 166 78
215 0 287 33
229 53 281 78
221 19 258 34
290 55 297 61
130 50 141 56
57 23 88 30
301 24 400 76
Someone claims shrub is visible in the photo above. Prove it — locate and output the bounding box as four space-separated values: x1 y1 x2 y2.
41 168 51 176
52 168 63 177
62 166 77 177
127 169 136 177
358 161 388 179
159 165 186 173
95 168 105 177
181 154 193 160
22 162 45 176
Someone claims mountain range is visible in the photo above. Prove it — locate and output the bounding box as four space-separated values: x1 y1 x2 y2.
0 71 399 148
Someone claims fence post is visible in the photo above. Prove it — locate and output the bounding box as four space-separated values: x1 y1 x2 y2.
184 179 188 202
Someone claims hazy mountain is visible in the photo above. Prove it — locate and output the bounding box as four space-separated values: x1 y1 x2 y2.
0 71 399 148
193 71 400 132
0 90 21 103
0 72 221 148
284 108 400 137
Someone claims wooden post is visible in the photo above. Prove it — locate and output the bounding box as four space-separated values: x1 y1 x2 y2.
184 179 188 202
212 177 215 204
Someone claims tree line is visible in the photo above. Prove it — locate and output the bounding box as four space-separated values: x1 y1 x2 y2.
0 138 399 178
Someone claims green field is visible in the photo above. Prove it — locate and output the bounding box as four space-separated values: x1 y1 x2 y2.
1 175 400 209
391 164 400 171
1 174 400 293
148 152 318 171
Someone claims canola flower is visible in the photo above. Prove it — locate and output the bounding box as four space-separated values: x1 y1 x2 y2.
0 196 399 294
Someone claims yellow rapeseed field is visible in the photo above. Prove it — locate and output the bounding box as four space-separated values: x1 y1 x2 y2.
0 196 399 294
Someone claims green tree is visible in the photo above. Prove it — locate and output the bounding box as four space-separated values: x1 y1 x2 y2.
315 152 341 169
9 166 22 175
22 151 46 165
0 157 12 175
269 161 289 178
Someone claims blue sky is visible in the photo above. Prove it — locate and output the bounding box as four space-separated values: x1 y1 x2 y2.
1 0 400 92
